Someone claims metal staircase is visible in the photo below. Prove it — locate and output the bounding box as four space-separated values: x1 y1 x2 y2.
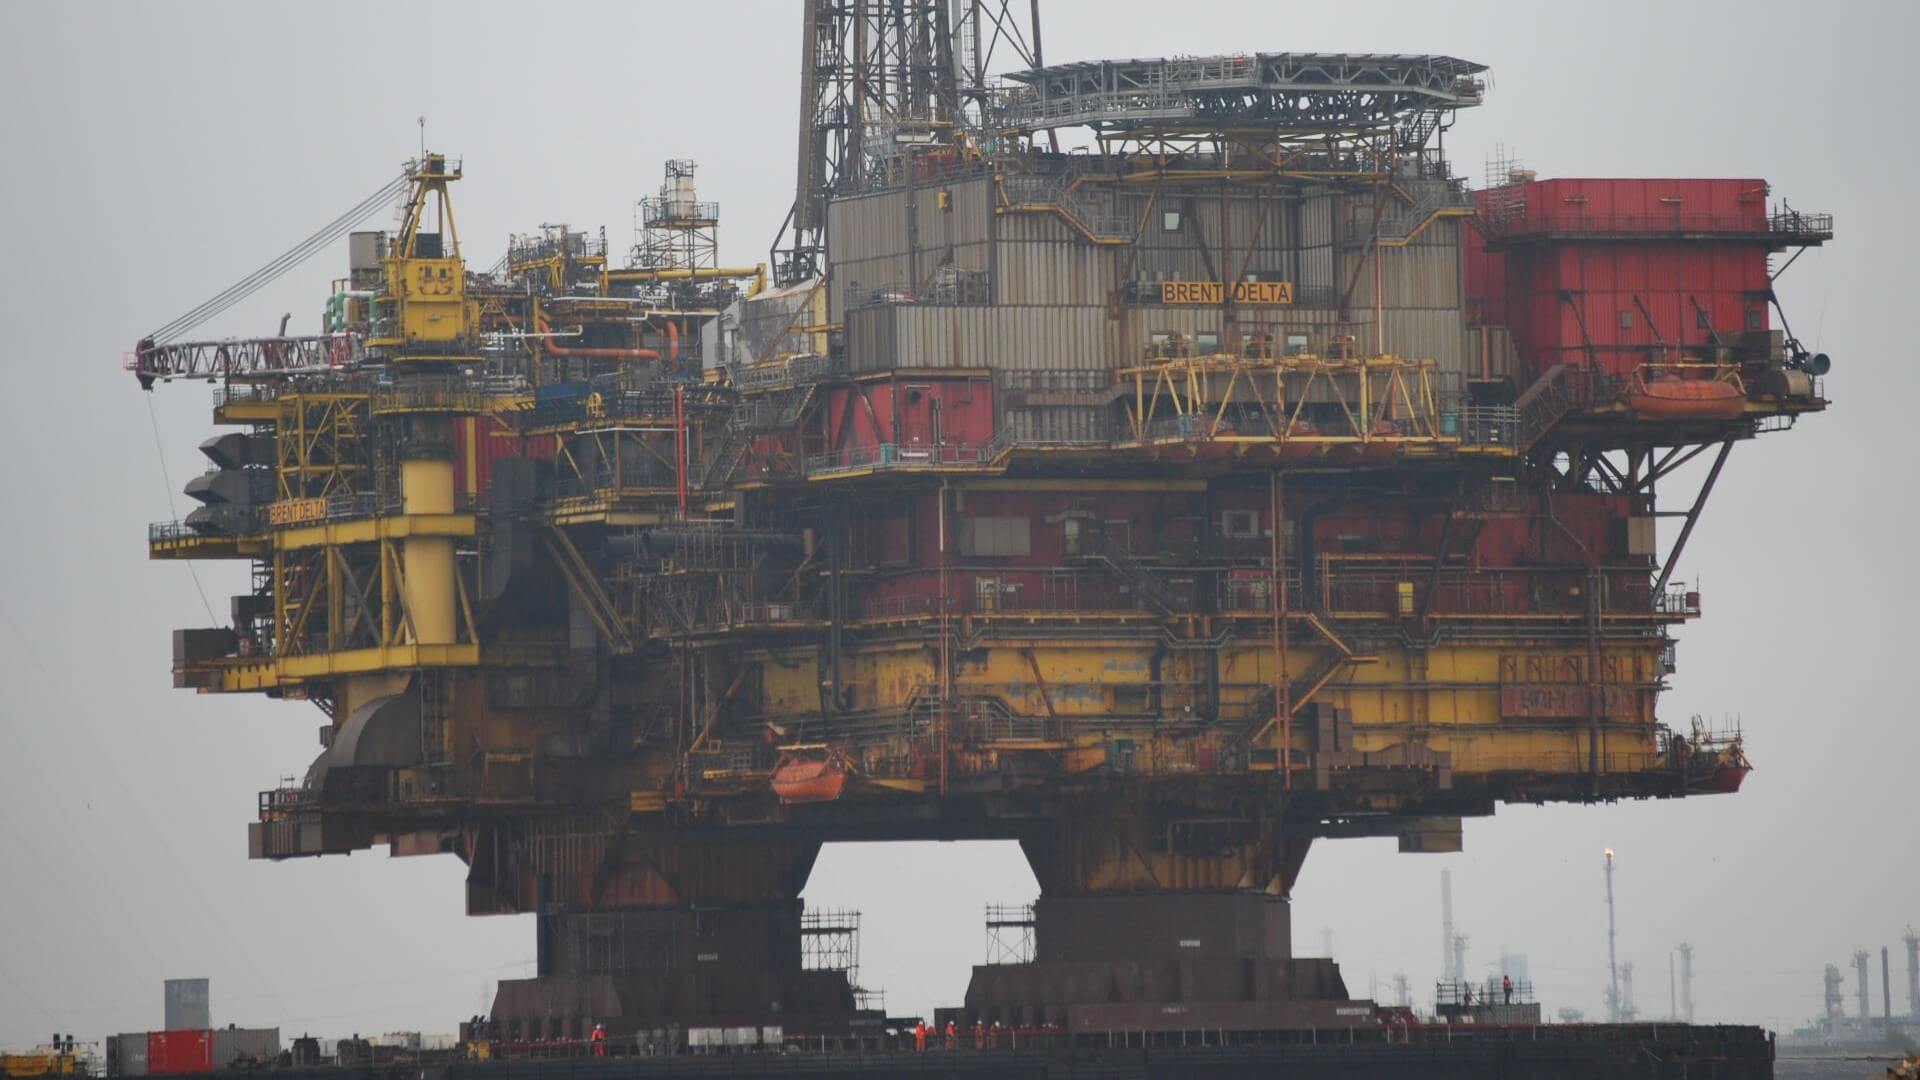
1078 533 1180 614
1349 181 1477 248
1000 175 1133 245
1238 607 1379 744
1513 363 1599 450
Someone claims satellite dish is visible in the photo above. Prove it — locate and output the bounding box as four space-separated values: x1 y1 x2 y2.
1806 353 1832 376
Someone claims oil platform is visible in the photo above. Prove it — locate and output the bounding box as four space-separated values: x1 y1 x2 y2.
134 1 1831 1046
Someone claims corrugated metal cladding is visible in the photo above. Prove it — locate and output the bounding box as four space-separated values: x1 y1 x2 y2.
828 179 994 323
1300 193 1338 248
834 240 989 294
1341 244 1464 311
848 304 1116 373
1337 194 1457 247
1121 306 1345 353
827 178 993 266
996 239 1118 306
1115 189 1306 285
1379 309 1470 375
1114 190 1301 253
1003 405 1111 443
1298 246 1335 294
913 175 992 248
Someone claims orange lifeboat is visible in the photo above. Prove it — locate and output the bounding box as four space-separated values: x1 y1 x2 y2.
770 745 850 804
1274 418 1321 461
1339 418 1404 463
1699 763 1751 794
1627 373 1746 422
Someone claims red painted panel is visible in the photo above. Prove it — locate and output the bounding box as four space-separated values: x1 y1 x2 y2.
1504 178 1768 235
454 418 557 504
148 1030 213 1076
825 377 995 455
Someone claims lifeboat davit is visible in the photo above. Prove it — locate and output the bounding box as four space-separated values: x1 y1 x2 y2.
770 745 850 804
1628 377 1746 422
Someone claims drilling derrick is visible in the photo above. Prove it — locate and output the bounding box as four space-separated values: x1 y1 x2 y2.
137 8 1833 1044
774 0 1042 284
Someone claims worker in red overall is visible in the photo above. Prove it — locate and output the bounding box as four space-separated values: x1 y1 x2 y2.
590 1023 606 1057
944 1019 957 1048
1502 974 1514 1004
913 1020 927 1051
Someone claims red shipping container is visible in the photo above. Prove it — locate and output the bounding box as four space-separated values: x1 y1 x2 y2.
148 1030 213 1076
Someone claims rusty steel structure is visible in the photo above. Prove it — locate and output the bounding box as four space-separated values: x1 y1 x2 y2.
136 2 1832 1045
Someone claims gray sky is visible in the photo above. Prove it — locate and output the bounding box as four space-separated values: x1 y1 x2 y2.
0 0 1911 1047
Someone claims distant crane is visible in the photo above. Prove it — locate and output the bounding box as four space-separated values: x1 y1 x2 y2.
1855 950 1872 1024
1604 848 1620 1022
1885 946 1894 1029
1677 942 1695 1023
1905 927 1918 1019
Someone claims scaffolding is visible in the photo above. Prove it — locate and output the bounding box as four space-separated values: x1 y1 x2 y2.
800 907 861 986
984 903 1036 965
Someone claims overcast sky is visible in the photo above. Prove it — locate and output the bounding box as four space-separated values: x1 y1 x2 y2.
0 0 1912 1049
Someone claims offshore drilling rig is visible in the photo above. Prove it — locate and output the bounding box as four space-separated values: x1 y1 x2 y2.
134 1 1832 1040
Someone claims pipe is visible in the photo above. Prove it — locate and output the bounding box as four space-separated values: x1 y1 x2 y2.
604 265 765 284
546 343 660 359
666 320 680 366
673 384 688 517
534 317 659 360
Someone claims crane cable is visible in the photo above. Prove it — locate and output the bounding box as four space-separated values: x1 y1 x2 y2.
144 393 217 624
149 172 407 343
148 171 410 345
149 171 407 343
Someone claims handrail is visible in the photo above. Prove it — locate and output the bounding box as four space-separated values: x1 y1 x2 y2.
1000 175 1132 241
805 442 998 477
1482 209 1833 240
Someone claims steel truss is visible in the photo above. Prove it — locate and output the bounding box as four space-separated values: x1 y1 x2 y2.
774 0 1043 283
132 334 361 385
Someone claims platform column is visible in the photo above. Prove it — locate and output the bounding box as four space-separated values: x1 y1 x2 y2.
475 826 862 1041
399 451 456 645
967 804 1356 1030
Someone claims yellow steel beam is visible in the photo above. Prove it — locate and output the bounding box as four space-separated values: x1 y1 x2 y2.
962 477 1210 493
149 536 270 560
273 513 476 552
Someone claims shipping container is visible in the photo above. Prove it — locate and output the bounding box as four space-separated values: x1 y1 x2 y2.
146 1031 211 1077
107 1033 147 1078
211 1027 281 1069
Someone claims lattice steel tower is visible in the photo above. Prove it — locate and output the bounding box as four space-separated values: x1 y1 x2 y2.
773 0 1043 283
633 160 719 273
